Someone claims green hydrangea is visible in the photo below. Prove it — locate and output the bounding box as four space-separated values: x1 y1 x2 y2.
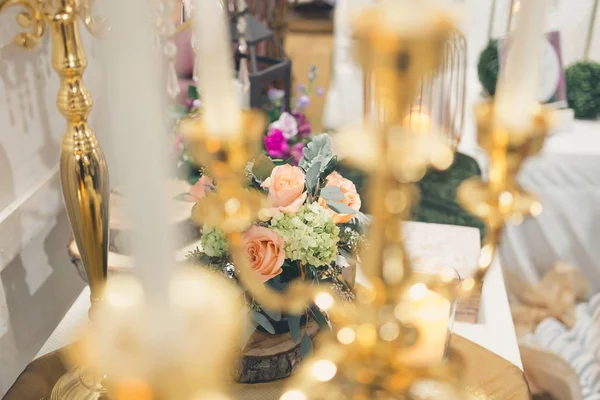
200 226 228 258
270 203 340 267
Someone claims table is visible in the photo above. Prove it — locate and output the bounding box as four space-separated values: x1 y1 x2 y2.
36 222 523 371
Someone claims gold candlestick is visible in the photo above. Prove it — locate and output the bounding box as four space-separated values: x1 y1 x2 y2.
458 102 548 288
0 1 109 398
183 2 463 398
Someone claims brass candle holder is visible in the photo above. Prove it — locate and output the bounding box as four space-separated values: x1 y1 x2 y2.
457 102 548 287
0 1 110 399
182 2 465 398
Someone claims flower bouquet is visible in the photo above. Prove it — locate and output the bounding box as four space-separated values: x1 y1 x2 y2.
171 66 323 184
184 133 367 381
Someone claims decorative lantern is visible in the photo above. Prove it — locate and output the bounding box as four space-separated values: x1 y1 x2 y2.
231 10 292 110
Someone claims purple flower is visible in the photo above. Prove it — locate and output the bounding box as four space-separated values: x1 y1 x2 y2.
185 98 194 108
292 112 311 136
192 99 202 109
316 87 325 97
268 88 285 102
295 95 310 111
290 143 305 165
264 130 290 159
296 83 306 94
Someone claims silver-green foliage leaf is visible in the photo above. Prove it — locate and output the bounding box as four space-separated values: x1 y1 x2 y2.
287 314 302 342
252 311 275 334
299 134 335 173
305 161 322 196
326 200 358 215
320 186 345 201
300 333 313 358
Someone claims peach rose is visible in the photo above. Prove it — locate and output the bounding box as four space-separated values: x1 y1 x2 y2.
318 171 361 223
261 164 307 214
184 175 214 202
243 226 286 282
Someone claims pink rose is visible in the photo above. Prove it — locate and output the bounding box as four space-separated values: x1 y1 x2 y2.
261 164 307 214
318 171 361 223
243 226 285 282
269 112 298 139
184 175 215 202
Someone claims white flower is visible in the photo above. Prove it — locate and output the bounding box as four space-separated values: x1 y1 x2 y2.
269 112 298 139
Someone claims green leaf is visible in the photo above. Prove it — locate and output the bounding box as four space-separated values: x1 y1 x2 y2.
299 134 334 172
262 307 282 322
310 307 330 329
252 311 275 334
173 193 188 201
305 161 322 196
299 333 313 358
287 314 302 342
322 156 338 178
326 200 358 215
169 104 189 116
187 85 199 100
252 154 276 182
320 186 345 201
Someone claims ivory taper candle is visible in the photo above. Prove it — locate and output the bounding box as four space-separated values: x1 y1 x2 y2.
495 0 548 131
193 0 241 136
104 0 174 307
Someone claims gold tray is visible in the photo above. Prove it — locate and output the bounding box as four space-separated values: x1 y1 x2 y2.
233 334 530 400
4 334 529 399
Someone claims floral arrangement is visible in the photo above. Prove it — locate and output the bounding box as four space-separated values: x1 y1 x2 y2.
170 66 323 183
263 65 323 164
184 134 367 355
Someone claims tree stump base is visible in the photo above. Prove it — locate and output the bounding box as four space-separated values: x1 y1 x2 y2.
235 320 319 383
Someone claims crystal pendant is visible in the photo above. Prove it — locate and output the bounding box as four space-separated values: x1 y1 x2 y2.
238 58 250 93
167 61 181 100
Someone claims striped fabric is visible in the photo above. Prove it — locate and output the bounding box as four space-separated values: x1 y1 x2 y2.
530 292 600 398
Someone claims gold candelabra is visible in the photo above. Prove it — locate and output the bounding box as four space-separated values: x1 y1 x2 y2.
0 0 109 398
457 102 547 285
182 2 464 398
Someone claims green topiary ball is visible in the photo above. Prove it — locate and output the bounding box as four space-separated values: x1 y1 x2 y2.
477 40 500 96
565 61 600 119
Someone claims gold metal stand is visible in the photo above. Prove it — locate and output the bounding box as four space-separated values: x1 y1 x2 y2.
458 102 547 286
0 1 109 398
182 2 462 398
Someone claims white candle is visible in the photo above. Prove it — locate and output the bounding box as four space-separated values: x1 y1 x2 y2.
104 0 175 307
495 0 548 131
398 284 451 366
193 0 241 136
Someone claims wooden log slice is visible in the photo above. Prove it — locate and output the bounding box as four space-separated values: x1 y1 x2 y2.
235 320 320 383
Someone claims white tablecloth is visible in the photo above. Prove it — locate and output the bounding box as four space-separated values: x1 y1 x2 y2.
500 122 600 292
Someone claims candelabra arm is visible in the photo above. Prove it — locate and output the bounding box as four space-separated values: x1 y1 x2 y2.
0 0 50 49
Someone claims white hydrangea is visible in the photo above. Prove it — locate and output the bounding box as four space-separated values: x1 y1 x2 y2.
270 203 340 267
200 226 228 258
